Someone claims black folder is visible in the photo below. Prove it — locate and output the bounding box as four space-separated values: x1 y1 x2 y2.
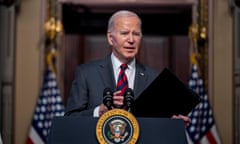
132 68 201 118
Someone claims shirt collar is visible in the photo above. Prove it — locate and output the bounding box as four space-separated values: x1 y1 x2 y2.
111 53 136 70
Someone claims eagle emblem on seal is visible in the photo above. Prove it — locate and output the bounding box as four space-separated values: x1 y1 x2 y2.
108 119 129 143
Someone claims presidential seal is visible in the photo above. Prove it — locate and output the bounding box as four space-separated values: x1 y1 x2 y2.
96 109 140 144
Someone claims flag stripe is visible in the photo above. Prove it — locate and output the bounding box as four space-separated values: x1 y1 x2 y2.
206 130 217 144
211 125 221 143
200 136 209 144
26 137 33 144
28 127 44 144
200 126 221 144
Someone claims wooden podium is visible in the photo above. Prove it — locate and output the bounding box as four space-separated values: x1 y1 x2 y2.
47 116 187 144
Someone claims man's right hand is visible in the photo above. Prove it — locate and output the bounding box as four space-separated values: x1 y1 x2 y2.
99 90 125 116
99 104 108 116
113 90 124 108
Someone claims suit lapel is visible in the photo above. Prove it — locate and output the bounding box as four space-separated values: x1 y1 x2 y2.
134 62 148 99
98 55 116 90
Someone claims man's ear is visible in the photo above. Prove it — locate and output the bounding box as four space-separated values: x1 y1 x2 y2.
107 32 113 45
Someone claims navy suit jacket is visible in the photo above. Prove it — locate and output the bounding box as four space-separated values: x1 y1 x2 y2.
65 55 159 116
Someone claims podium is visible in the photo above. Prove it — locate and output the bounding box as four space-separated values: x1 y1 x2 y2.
47 116 187 144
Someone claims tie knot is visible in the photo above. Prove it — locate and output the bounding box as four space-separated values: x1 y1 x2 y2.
120 64 128 71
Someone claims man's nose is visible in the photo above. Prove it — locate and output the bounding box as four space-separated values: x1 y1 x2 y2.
128 34 134 43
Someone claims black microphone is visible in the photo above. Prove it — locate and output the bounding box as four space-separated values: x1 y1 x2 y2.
103 88 113 110
124 88 134 111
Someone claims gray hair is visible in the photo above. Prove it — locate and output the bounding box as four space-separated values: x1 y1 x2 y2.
107 10 142 32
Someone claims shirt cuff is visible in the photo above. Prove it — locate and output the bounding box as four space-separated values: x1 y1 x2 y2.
93 106 100 117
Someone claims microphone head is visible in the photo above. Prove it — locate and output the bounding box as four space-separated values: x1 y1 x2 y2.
124 88 134 108
103 88 113 110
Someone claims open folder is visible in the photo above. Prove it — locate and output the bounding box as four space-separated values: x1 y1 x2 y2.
131 68 201 118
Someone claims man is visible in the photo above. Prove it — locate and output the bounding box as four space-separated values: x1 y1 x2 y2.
65 10 190 126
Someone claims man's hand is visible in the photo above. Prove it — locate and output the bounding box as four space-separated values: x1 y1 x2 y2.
99 104 108 116
113 90 124 108
172 114 191 127
99 90 125 116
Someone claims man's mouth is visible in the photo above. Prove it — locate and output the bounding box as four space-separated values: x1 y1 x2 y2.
124 46 135 49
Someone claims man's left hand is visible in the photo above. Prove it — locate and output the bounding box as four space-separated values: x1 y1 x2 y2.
171 114 191 127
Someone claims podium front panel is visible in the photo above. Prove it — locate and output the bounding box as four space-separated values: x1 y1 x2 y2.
47 116 187 144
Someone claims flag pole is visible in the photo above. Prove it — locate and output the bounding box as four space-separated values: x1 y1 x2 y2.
188 0 208 81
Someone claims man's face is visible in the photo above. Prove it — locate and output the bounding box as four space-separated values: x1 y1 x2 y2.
107 16 142 63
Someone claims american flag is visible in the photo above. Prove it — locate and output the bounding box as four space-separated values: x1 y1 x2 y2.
186 64 221 144
26 69 65 144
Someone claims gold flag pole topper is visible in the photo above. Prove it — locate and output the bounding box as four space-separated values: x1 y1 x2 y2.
188 0 208 78
44 0 63 74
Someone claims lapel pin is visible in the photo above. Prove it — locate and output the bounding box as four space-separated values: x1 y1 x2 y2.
140 72 144 76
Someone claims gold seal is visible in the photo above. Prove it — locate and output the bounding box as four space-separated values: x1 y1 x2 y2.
96 109 140 144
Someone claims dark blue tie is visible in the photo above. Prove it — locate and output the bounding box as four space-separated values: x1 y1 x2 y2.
116 64 128 96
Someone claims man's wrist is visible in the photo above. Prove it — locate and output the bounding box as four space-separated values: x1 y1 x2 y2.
93 106 100 117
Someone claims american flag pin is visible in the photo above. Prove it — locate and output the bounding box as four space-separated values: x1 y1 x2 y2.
140 72 144 76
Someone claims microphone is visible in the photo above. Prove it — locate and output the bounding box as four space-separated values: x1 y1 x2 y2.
124 88 134 111
103 88 113 110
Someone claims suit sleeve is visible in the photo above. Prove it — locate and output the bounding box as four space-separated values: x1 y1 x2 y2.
64 65 95 116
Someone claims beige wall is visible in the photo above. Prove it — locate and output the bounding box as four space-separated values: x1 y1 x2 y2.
15 0 42 143
14 0 233 144
211 0 233 143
